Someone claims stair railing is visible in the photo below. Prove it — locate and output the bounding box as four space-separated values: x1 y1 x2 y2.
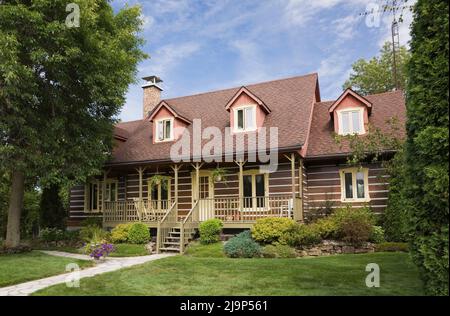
179 200 200 253
156 200 178 253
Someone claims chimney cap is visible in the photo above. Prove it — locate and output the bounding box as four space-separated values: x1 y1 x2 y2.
142 75 163 90
142 75 163 83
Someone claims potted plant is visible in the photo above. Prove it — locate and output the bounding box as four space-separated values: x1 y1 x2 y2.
149 174 170 188
212 167 227 182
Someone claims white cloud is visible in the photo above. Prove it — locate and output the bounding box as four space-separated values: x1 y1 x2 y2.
140 42 201 77
331 14 362 40
283 0 368 27
229 40 271 84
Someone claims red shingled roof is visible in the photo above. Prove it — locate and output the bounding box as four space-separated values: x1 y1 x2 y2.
305 90 406 157
109 74 405 165
110 73 319 164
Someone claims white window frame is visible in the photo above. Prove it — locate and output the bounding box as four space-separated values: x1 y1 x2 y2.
337 108 365 135
233 104 257 132
339 167 370 202
155 118 174 142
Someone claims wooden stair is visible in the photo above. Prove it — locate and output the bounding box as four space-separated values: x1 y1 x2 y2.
158 227 197 253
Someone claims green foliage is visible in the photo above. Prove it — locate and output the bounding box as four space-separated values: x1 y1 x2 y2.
334 118 404 167
127 223 150 244
404 0 449 295
40 228 65 243
211 168 227 182
261 244 296 258
111 223 132 244
280 207 375 247
199 219 223 244
40 228 80 243
279 223 321 247
39 184 66 230
312 217 338 240
383 149 411 242
224 231 261 258
343 41 410 95
251 217 296 244
79 225 109 243
332 206 375 245
370 226 386 244
81 217 103 227
21 189 41 239
375 242 409 253
148 175 170 189
0 0 146 245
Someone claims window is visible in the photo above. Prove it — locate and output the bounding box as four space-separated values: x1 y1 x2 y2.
155 118 173 142
104 180 118 202
242 171 268 209
147 178 171 210
87 181 101 212
85 179 118 212
234 105 256 132
338 109 364 135
340 168 370 202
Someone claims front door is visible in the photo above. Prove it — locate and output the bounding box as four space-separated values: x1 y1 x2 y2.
193 173 214 221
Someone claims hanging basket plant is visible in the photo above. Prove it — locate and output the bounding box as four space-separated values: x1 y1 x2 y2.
212 167 227 183
149 174 170 189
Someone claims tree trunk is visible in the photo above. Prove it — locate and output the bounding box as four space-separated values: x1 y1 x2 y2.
5 170 25 248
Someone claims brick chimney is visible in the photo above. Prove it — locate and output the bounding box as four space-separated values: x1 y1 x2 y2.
142 76 163 118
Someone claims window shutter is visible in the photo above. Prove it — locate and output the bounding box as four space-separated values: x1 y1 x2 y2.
158 121 164 140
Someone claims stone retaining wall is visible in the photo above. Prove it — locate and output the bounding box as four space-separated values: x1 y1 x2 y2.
297 240 375 257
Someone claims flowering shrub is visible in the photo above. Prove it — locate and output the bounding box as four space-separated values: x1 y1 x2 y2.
85 242 115 260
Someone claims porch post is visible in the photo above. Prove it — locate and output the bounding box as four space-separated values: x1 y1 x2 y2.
284 153 298 220
235 160 246 211
136 167 144 201
171 164 182 209
191 162 203 202
136 166 146 218
298 158 304 222
290 153 296 202
102 170 109 225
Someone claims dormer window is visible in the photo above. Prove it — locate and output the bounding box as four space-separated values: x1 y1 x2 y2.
234 105 256 132
156 118 173 142
337 108 364 135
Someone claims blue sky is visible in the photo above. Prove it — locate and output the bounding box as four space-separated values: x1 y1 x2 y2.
111 0 414 122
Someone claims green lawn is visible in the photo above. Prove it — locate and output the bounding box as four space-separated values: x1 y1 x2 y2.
33 252 424 296
35 243 149 257
0 251 93 287
184 242 226 258
109 244 148 257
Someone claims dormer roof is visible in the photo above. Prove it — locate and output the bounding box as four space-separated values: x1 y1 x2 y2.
148 101 192 124
225 86 271 114
328 88 373 116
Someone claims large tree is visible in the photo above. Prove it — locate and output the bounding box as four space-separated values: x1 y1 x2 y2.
405 0 449 295
0 0 146 247
343 41 410 95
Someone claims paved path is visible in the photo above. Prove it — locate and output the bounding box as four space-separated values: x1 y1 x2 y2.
0 251 174 296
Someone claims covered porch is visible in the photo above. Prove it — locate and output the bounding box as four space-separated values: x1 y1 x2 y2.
103 194 303 229
100 152 305 229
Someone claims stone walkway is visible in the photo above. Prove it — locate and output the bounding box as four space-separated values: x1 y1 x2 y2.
0 251 174 296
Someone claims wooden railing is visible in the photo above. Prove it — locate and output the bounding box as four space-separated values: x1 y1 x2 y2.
199 195 301 222
179 200 200 253
156 201 178 253
103 199 173 224
104 195 303 227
